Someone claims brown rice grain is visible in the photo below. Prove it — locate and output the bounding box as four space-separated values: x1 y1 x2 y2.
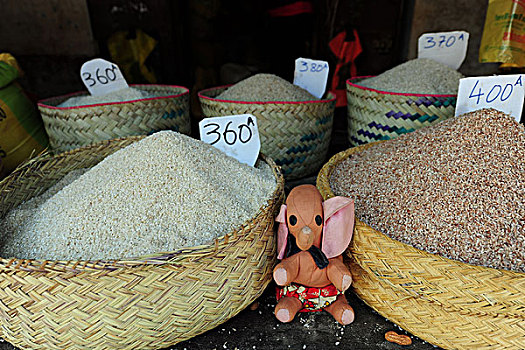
330 109 525 272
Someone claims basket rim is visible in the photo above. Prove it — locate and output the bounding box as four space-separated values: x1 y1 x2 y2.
198 84 337 105
316 142 525 277
0 135 284 271
37 84 190 110
346 76 457 98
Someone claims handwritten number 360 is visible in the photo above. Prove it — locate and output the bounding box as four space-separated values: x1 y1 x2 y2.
204 121 253 146
82 65 119 87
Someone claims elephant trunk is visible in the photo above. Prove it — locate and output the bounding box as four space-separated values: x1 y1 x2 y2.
296 226 315 251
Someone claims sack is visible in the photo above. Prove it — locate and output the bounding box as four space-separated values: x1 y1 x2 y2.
480 0 525 66
0 54 49 174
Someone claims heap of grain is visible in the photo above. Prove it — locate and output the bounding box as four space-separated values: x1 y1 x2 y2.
330 109 525 272
0 131 276 261
57 87 156 107
216 73 319 102
358 58 464 94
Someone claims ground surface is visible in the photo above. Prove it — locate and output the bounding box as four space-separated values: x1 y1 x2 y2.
168 284 439 350
0 284 439 350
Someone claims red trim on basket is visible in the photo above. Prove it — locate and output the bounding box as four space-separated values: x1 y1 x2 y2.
346 77 457 98
197 85 336 105
268 1 313 17
37 84 190 110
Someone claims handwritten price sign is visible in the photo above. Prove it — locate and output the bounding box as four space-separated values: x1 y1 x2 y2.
455 75 524 121
293 58 329 99
418 31 469 69
199 114 260 166
80 58 129 96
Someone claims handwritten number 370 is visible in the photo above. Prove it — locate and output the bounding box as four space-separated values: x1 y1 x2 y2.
424 34 463 49
82 65 119 87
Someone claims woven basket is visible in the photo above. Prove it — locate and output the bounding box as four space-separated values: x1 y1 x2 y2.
37 84 191 153
198 86 336 180
317 142 525 350
0 136 284 350
346 77 457 146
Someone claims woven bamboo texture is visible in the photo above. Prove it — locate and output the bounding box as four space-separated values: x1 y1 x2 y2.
346 78 457 146
198 86 336 180
317 143 525 350
0 136 285 350
38 85 191 153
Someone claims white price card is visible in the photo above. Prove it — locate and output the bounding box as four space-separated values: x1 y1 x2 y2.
418 31 469 69
199 114 261 166
455 75 524 122
80 58 129 96
293 58 329 99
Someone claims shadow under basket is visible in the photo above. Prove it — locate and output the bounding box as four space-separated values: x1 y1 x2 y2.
37 84 191 153
198 86 336 180
316 142 525 350
346 77 457 146
0 136 284 350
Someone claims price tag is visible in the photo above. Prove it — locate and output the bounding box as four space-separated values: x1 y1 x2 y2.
293 58 329 99
199 114 260 166
418 31 469 69
80 58 129 96
455 75 524 122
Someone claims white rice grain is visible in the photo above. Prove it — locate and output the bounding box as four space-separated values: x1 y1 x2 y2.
0 131 276 261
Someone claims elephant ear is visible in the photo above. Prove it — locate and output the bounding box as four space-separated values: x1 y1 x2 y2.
321 196 355 259
275 204 288 259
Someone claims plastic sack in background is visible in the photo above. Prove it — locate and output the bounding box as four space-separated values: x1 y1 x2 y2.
0 53 49 178
107 29 158 83
480 0 525 66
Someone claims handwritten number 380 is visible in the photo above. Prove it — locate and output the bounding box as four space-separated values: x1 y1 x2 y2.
82 65 118 87
299 61 327 73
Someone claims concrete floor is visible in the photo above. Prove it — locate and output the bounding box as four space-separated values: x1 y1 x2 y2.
169 284 439 350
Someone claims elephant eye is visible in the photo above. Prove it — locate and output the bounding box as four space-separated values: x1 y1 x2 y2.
315 215 323 226
289 215 298 226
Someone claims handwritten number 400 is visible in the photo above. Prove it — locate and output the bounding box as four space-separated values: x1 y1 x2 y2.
468 76 522 105
82 65 119 87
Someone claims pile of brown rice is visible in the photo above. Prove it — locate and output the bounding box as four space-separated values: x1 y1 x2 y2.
330 109 525 272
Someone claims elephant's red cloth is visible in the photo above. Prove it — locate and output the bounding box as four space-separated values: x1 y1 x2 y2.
276 283 342 312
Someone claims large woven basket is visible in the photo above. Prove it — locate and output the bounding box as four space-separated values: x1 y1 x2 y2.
198 86 336 180
0 136 284 350
38 84 191 153
346 77 457 145
317 142 525 350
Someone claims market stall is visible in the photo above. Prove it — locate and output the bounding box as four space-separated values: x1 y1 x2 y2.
0 1 523 349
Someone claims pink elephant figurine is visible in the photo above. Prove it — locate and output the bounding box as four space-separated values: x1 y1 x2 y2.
273 184 355 325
